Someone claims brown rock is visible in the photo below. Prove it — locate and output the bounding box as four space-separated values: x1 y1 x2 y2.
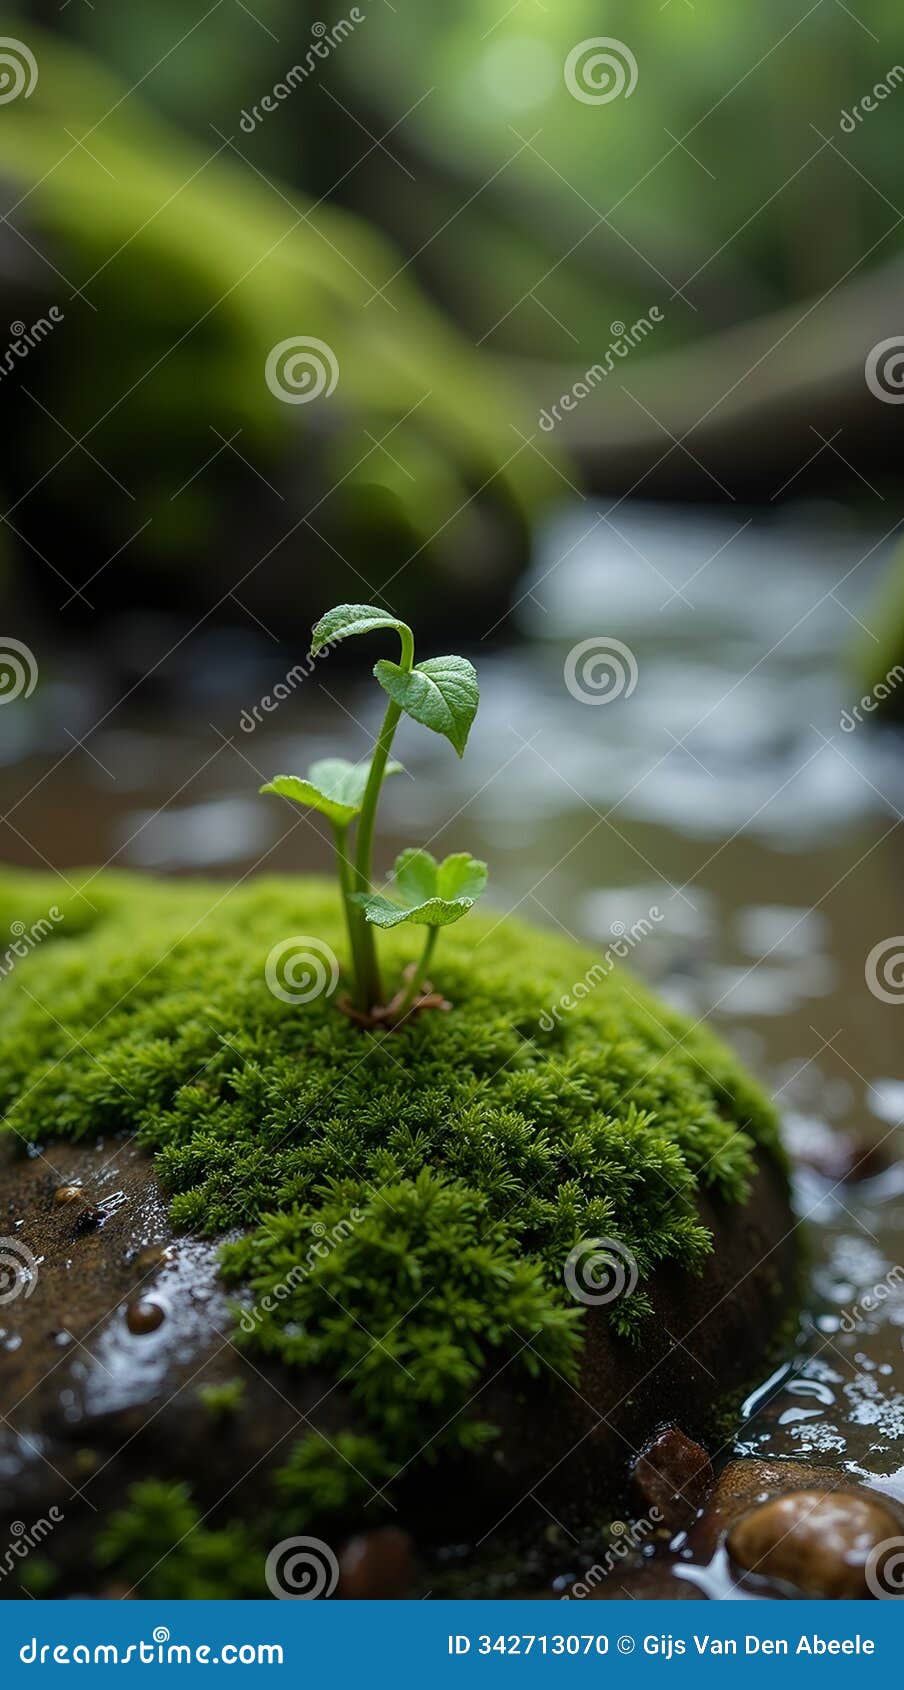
338 1528 414 1599
632 1427 714 1532
54 1185 83 1206
126 1298 166 1335
727 1490 899 1598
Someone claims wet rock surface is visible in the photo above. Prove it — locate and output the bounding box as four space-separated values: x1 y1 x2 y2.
631 1426 714 1533
0 1135 359 1594
727 1489 899 1599
673 1458 904 1600
0 1135 797 1595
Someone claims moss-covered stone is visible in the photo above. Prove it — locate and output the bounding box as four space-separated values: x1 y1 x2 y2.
0 870 790 1593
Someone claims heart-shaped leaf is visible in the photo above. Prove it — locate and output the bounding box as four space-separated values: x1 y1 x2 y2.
352 848 488 928
374 655 478 756
260 757 402 828
311 604 412 656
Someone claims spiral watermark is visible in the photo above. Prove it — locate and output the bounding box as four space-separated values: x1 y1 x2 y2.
265 336 339 405
865 1535 904 1598
0 38 37 104
265 936 339 1004
0 1238 39 1305
564 636 638 705
0 639 38 706
865 936 904 1004
265 1535 338 1599
564 1237 638 1306
564 38 638 106
865 337 904 404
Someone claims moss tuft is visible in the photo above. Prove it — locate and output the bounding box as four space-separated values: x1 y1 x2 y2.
0 870 783 1540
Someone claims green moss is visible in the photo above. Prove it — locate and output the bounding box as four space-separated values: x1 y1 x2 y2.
95 1481 263 1600
197 1378 246 1421
0 870 783 1548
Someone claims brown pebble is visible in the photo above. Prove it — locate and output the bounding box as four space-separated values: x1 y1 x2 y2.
54 1185 83 1206
631 1426 714 1533
126 1298 166 1335
728 1489 899 1598
338 1528 414 1599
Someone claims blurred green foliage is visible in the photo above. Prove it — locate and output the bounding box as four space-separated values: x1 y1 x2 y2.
1 0 901 618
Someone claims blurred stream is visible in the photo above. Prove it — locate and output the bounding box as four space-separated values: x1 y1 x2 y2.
2 498 904 1498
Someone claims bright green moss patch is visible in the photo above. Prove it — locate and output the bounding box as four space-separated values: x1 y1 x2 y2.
0 870 783 1533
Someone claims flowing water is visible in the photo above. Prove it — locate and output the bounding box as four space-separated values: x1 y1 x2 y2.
2 499 904 1581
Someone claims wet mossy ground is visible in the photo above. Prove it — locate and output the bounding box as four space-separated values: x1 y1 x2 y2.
0 871 786 1595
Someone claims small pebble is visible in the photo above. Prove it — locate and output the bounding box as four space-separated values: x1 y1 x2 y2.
126 1298 166 1335
728 1489 898 1598
54 1185 83 1206
631 1426 714 1532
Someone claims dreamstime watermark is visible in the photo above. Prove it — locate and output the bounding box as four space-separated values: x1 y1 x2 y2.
265 1535 338 1599
539 310 664 433
239 1209 364 1335
865 337 904 404
265 936 339 1004
839 1264 904 1332
866 1536 904 1599
0 38 37 104
564 38 637 105
865 937 904 1004
564 636 638 705
539 908 663 1032
840 64 904 131
0 309 64 383
563 1237 638 1307
0 1237 39 1305
840 664 904 730
239 646 335 733
239 13 367 133
0 638 38 705
265 336 339 404
560 1508 663 1598
0 906 64 980
0 1510 64 1585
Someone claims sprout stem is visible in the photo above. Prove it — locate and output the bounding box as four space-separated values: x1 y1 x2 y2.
394 927 439 1021
353 624 415 1007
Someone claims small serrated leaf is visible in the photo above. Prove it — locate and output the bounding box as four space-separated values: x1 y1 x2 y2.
374 655 478 756
393 848 439 906
351 850 487 928
310 604 411 655
260 757 401 827
436 852 488 902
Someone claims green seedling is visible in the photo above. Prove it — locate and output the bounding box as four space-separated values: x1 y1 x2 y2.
260 604 487 1019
